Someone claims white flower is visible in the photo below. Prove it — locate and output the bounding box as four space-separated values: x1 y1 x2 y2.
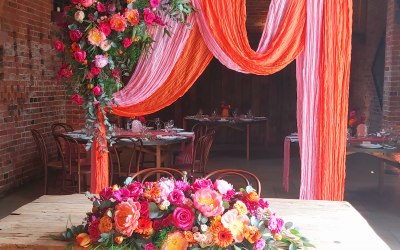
99 40 111 51
214 179 233 195
200 224 208 232
74 10 85 23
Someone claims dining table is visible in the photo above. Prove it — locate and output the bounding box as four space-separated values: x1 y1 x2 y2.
183 115 268 160
0 194 390 249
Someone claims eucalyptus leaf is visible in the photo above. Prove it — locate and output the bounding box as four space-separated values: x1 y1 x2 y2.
289 243 297 250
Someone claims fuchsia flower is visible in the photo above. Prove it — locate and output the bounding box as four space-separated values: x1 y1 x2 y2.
71 0 80 4
73 51 86 63
268 213 284 234
71 94 84 105
90 66 101 77
193 188 224 217
99 187 113 200
150 0 160 8
168 189 184 205
96 3 106 13
58 64 73 78
144 243 156 250
192 178 213 192
80 0 95 8
143 8 156 25
175 180 190 192
53 40 65 52
127 181 144 200
98 21 111 37
172 205 195 230
254 238 266 250
69 29 82 42
92 86 102 96
140 201 150 218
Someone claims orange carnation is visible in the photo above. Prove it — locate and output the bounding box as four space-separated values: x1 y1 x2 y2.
98 216 113 233
213 226 233 248
246 191 260 202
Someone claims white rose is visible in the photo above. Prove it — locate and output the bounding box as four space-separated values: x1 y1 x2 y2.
74 11 85 23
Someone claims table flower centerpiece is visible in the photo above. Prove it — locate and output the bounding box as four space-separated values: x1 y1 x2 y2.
55 176 314 249
348 110 366 137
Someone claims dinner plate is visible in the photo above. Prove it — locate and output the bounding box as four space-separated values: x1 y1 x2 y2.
171 128 185 132
177 132 194 136
217 119 228 122
157 135 178 140
240 118 253 122
359 143 383 149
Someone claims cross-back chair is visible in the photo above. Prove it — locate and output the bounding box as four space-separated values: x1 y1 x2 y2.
130 168 185 183
205 169 261 195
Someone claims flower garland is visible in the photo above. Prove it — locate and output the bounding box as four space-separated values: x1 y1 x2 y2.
56 176 315 249
54 0 193 145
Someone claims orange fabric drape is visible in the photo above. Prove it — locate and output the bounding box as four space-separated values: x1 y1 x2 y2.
91 108 109 194
112 25 213 116
317 0 352 200
197 0 305 75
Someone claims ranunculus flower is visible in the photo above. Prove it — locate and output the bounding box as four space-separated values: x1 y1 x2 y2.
92 85 102 96
69 29 82 42
161 232 188 250
268 213 284 234
192 178 213 192
114 199 141 237
122 38 132 48
110 13 127 32
80 0 95 8
221 209 250 243
71 94 84 105
96 2 106 12
124 8 139 26
193 187 224 217
99 40 111 51
214 179 233 195
168 189 184 205
76 233 91 248
87 28 106 46
53 40 65 52
74 10 85 23
98 216 113 233
98 21 111 36
73 51 86 63
143 8 156 25
94 55 108 68
150 0 160 8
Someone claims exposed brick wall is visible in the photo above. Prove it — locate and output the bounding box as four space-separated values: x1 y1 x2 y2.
349 0 387 133
382 0 400 132
0 0 66 194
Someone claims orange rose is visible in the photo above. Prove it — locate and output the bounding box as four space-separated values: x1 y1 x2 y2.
98 216 113 233
76 233 91 248
114 235 124 244
244 226 261 243
114 200 141 237
246 191 260 202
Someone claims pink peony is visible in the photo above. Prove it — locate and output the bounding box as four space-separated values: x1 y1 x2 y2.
193 188 224 217
122 38 132 48
74 10 85 23
114 199 141 237
214 179 233 195
99 187 113 200
96 2 106 12
73 51 86 63
150 0 160 8
168 189 184 205
110 13 127 32
71 94 84 105
80 0 95 8
69 29 82 42
158 178 175 199
268 213 284 234
53 40 65 52
94 55 108 68
172 205 194 230
254 238 266 250
192 178 213 192
143 8 156 25
92 85 102 96
98 21 111 36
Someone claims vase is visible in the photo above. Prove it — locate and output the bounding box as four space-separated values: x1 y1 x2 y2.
131 119 142 133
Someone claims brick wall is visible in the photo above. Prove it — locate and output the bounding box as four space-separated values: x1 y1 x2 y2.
349 0 387 132
382 0 400 132
0 0 66 194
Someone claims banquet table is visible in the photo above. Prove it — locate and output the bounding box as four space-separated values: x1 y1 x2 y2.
0 194 389 249
183 116 268 160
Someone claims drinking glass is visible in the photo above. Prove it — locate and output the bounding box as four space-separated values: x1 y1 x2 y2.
154 118 161 130
247 109 254 119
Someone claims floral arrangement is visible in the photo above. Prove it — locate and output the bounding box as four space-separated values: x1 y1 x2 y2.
54 0 193 143
56 176 314 249
348 110 366 130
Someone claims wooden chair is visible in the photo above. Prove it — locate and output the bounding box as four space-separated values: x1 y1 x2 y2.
53 133 91 193
205 169 261 195
130 168 185 183
31 129 64 194
192 123 208 144
109 136 144 185
51 122 74 134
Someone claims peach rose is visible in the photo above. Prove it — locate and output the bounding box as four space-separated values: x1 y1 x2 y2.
114 199 141 237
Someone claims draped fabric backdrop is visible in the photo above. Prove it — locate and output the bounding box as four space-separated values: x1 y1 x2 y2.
91 0 352 201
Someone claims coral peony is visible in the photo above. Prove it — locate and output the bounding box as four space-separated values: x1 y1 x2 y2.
114 199 141 237
150 0 160 8
161 231 188 250
193 188 224 217
124 8 140 26
87 28 106 46
110 13 127 32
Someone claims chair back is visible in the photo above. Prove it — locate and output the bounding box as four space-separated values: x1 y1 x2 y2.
192 123 208 144
31 129 49 169
193 129 215 174
205 169 261 195
130 168 185 183
109 136 144 184
53 133 83 173
51 123 74 134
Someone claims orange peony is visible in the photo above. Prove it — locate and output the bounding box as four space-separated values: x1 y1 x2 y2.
244 226 261 243
124 9 139 26
246 191 260 202
213 226 233 248
98 216 113 233
110 13 127 32
87 28 106 46
114 199 141 237
161 231 188 250
76 233 91 248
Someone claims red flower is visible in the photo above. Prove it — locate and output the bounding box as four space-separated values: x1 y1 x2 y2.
122 38 133 48
92 86 102 96
98 21 111 37
73 51 87 63
90 66 101 77
58 64 73 78
71 94 84 105
69 30 82 42
54 40 65 52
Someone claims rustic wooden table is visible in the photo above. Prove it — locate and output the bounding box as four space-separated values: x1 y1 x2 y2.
0 194 390 249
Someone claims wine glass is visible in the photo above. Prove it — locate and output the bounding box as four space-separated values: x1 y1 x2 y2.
232 109 238 120
154 118 161 130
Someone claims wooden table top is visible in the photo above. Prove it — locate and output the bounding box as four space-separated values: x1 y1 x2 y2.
0 194 390 250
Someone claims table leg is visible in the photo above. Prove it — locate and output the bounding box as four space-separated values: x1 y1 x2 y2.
246 124 250 160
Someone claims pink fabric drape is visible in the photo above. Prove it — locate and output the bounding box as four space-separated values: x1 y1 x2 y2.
112 16 194 107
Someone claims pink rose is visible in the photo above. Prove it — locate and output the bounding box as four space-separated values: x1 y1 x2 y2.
150 0 160 8
268 213 284 234
172 206 195 231
122 38 132 48
92 86 102 96
69 29 82 42
98 21 111 36
214 179 233 195
71 94 84 105
168 189 184 205
74 10 85 23
114 199 141 237
192 178 213 192
54 40 65 52
193 188 224 217
94 55 108 68
96 3 106 12
73 51 86 63
80 0 95 8
143 8 156 25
